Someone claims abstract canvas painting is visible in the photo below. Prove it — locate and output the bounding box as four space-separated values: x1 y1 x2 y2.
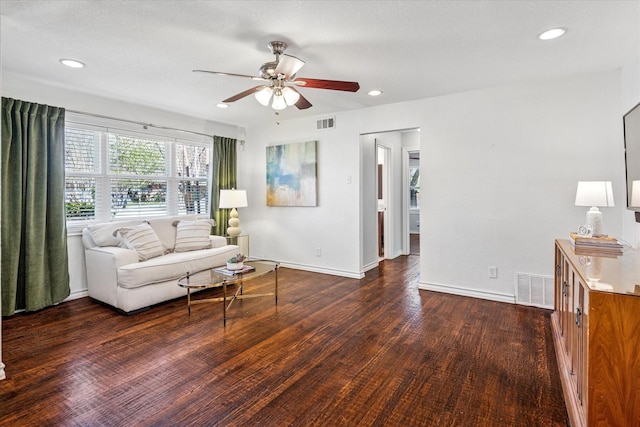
266 141 317 206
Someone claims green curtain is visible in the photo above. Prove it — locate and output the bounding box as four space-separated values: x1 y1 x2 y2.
1 97 70 315
211 136 237 236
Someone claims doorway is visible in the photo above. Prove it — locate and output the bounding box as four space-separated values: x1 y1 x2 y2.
359 128 420 273
407 150 420 255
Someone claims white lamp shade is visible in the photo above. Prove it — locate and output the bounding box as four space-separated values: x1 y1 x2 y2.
282 86 300 106
271 91 287 110
631 181 640 207
575 181 614 207
254 87 273 106
219 189 248 209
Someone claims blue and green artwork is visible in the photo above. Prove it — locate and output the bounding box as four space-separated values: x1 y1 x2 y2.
266 140 317 206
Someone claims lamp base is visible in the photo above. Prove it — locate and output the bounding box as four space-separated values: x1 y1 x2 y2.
586 207 602 237
227 227 241 237
227 207 241 237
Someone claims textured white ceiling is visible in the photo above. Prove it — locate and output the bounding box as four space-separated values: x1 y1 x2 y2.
1 1 639 127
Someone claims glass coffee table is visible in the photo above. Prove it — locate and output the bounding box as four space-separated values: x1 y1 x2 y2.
177 259 279 325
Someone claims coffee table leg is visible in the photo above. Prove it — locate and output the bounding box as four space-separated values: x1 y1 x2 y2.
275 267 278 304
187 288 191 315
223 281 227 326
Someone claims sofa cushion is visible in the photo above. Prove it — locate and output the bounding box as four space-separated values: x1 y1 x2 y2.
117 246 235 289
116 222 165 261
174 219 213 252
146 214 214 251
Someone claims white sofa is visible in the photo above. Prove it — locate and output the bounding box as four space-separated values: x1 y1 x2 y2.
82 215 238 314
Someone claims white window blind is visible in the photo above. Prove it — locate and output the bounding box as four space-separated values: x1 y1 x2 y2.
65 128 100 221
64 121 211 227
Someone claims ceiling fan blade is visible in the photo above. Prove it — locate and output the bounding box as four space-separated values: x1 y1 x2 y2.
292 78 360 92
193 69 267 81
275 54 305 80
223 86 265 103
290 87 312 110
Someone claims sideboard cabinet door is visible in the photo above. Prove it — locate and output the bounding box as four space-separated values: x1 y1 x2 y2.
551 239 640 427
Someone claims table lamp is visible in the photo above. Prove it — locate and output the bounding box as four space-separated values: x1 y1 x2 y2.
575 181 614 237
219 189 248 237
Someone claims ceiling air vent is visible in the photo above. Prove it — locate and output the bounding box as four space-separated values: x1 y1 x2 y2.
317 117 336 130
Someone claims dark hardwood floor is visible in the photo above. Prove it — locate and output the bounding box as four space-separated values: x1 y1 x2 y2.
410 233 420 255
1 255 567 426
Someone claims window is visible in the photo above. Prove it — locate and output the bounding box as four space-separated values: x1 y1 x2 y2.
65 123 211 226
65 128 99 220
409 166 420 209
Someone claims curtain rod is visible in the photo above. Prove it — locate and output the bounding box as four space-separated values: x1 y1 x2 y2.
66 109 216 139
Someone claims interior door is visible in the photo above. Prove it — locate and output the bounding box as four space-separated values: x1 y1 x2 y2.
377 144 390 259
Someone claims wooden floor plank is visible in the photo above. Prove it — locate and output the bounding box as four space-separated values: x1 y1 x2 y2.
0 255 567 426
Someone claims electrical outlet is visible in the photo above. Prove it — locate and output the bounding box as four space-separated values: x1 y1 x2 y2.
488 266 498 278
315 247 322 257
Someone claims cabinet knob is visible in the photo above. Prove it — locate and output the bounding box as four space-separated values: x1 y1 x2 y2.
562 281 568 297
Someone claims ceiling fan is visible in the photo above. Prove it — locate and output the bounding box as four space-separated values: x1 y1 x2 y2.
193 41 360 111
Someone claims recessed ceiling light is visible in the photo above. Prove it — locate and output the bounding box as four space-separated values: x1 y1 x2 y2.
216 103 229 109
538 28 566 41
368 90 383 96
60 59 85 68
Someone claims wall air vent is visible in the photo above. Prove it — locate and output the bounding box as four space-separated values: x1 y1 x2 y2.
316 117 336 130
515 273 554 309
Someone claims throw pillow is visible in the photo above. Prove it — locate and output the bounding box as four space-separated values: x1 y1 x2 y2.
115 222 165 261
86 220 143 248
174 219 213 252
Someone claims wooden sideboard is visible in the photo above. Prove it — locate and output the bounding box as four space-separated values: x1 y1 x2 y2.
552 239 640 427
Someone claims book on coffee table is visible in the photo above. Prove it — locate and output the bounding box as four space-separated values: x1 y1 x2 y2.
214 265 256 276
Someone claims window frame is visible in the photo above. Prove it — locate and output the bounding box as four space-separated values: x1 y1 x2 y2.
64 116 212 232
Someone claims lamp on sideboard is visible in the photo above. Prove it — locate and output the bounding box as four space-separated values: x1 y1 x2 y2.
219 189 248 237
630 180 640 223
575 181 614 237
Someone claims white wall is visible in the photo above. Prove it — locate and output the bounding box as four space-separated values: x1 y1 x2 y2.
240 121 364 277
241 69 628 302
419 71 625 301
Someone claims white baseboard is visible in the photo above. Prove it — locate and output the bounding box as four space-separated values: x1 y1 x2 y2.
418 281 516 304
279 262 364 279
362 261 378 273
0 362 5 381
64 288 89 302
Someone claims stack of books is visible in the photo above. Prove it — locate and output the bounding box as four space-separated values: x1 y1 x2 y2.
569 232 624 258
214 265 255 276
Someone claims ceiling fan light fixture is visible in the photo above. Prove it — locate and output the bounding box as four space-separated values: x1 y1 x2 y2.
272 90 287 110
282 86 300 106
198 40 358 112
255 86 273 106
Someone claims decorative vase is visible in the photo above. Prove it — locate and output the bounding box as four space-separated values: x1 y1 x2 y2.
227 261 244 271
